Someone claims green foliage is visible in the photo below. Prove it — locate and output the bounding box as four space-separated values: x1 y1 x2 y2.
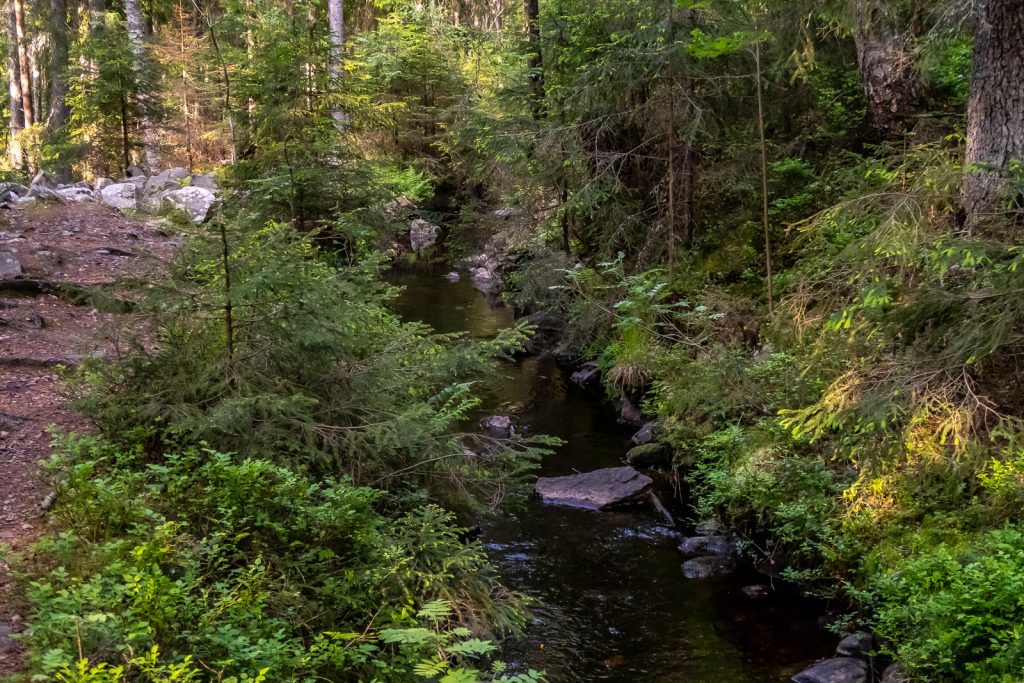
74 220 549 512
869 526 1024 682
22 432 529 681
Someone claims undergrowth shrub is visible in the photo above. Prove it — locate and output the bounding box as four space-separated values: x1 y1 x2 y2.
21 435 536 682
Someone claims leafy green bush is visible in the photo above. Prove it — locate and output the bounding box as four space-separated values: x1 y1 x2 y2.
21 435 532 681
869 526 1024 682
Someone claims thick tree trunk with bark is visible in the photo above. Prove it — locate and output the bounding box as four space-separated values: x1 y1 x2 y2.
327 0 348 124
964 0 1024 232
853 0 922 136
6 0 24 168
524 0 543 116
125 0 161 169
12 0 32 127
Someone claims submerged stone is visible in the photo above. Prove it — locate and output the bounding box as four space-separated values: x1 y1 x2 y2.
679 535 737 557
791 657 869 683
681 555 736 579
535 466 652 510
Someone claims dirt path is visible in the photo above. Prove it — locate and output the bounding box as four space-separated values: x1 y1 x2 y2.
0 201 180 674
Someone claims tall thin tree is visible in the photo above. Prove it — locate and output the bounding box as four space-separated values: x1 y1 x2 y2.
6 0 24 168
125 0 161 169
327 0 348 124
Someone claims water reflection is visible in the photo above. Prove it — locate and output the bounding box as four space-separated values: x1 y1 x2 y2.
387 264 832 682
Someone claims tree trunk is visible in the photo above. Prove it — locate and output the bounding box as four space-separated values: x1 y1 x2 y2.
12 0 32 127
853 0 922 136
125 0 160 170
524 0 543 117
964 0 1024 233
47 0 71 180
6 0 24 169
327 0 348 124
88 0 105 37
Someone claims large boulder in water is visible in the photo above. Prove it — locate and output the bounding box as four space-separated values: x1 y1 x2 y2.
99 183 138 210
481 415 516 438
163 186 216 223
791 658 869 683
535 466 652 510
626 442 672 469
409 218 440 251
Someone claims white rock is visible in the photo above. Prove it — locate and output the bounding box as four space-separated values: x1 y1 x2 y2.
99 183 139 210
163 186 216 223
94 177 114 190
56 187 94 203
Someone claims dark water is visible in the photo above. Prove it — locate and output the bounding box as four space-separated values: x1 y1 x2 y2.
388 261 833 682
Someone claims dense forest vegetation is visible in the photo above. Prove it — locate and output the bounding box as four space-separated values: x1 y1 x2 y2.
2 0 1024 680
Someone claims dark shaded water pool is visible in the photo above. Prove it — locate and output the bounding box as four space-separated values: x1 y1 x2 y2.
388 261 833 682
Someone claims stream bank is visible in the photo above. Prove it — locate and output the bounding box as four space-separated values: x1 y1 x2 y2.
388 259 836 682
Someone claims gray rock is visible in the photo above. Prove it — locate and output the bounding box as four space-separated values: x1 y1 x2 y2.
142 167 191 209
481 415 516 438
163 186 217 223
409 218 440 251
94 177 114 190
836 633 880 660
0 182 29 198
99 183 138 210
631 423 658 445
682 555 737 579
189 173 218 191
29 171 58 192
880 663 906 683
445 271 460 282
679 535 737 556
56 186 94 203
0 250 21 277
126 164 147 178
470 266 498 294
535 466 653 510
492 207 516 219
695 518 725 535
626 442 672 468
570 362 601 389
618 396 644 426
791 658 869 683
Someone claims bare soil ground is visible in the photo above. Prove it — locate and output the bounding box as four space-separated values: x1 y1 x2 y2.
0 201 180 675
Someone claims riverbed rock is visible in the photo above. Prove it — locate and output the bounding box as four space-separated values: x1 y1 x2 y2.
696 518 726 535
679 535 737 557
481 415 516 438
569 361 601 389
618 396 645 426
99 183 139 210
791 658 869 683
163 186 216 223
409 218 440 251
0 250 21 277
631 422 658 445
446 271 460 282
681 555 737 579
626 442 672 469
535 466 653 510
836 633 880 660
880 663 906 683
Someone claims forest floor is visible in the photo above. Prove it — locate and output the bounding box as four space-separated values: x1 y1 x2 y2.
0 201 181 674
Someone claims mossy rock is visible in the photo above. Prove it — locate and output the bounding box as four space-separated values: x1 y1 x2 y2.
626 442 672 469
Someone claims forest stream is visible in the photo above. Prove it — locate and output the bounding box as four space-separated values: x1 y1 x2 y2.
389 260 837 682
